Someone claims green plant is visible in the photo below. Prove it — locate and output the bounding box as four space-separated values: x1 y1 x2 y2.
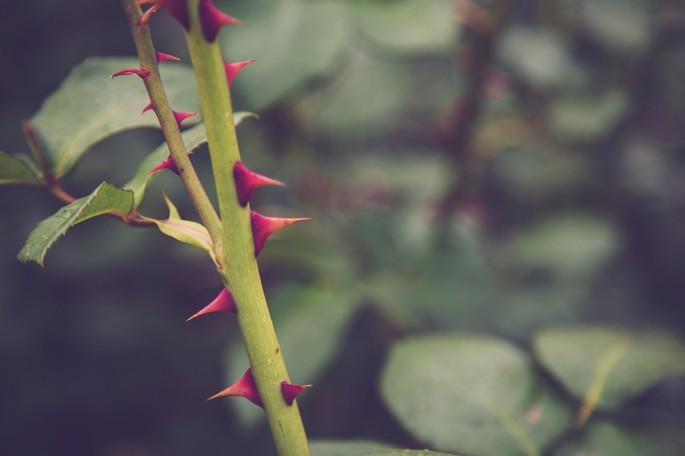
3 1 685 456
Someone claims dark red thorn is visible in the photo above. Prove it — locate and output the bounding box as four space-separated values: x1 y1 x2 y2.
142 102 154 114
207 368 262 407
137 3 161 26
224 59 255 87
233 161 285 207
156 51 181 62
250 211 311 256
149 154 179 175
198 0 241 42
137 0 189 29
280 381 311 406
111 68 150 79
173 111 198 128
186 288 236 322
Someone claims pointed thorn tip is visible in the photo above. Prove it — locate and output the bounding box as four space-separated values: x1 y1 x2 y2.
250 212 310 255
199 0 241 42
233 161 286 206
281 381 311 406
186 288 236 322
156 51 182 62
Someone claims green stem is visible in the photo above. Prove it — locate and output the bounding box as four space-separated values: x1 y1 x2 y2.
121 0 223 248
183 1 309 455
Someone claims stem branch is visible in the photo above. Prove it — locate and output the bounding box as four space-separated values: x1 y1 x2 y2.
121 0 223 250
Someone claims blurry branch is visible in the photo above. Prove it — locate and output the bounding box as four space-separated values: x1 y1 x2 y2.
435 0 511 225
591 22 684 310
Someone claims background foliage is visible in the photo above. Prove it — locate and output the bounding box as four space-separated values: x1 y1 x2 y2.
2 0 685 455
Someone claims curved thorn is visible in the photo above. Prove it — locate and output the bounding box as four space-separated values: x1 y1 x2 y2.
250 212 310 256
198 0 241 42
186 288 236 322
233 161 285 207
207 368 262 407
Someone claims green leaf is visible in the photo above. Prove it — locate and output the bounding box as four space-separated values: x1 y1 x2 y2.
547 91 628 142
123 124 206 209
579 0 651 54
225 285 360 428
0 151 40 186
366 452 458 456
143 194 216 264
381 335 570 456
554 421 685 456
310 440 459 456
222 0 349 110
350 0 456 55
31 57 199 178
533 326 685 426
305 50 413 138
491 145 590 202
506 214 618 280
123 113 256 209
17 182 134 266
310 440 392 456
499 27 581 89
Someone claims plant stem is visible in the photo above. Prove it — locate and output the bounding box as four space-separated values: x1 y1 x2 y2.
121 0 223 249
436 0 511 224
183 1 309 455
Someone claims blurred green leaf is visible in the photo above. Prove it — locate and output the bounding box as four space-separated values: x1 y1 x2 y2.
0 151 40 186
226 285 360 428
17 182 133 266
310 440 391 456
31 57 199 178
554 421 685 456
534 326 685 425
579 0 651 53
366 452 457 456
350 0 456 55
310 440 459 456
381 335 570 456
499 27 581 90
305 50 412 138
222 0 349 110
548 91 628 142
491 145 590 201
506 214 618 279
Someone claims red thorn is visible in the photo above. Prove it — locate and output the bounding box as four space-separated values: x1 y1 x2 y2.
250 212 310 256
137 0 189 29
111 68 150 79
186 288 236 322
173 111 198 128
156 51 182 62
198 0 241 42
233 161 285 207
224 59 255 87
142 102 154 114
280 381 311 406
149 155 179 175
207 368 262 407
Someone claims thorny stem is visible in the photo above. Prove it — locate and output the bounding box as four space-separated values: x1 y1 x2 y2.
121 0 223 250
183 1 310 455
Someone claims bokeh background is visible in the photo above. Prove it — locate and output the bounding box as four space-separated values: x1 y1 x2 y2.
2 1 685 455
